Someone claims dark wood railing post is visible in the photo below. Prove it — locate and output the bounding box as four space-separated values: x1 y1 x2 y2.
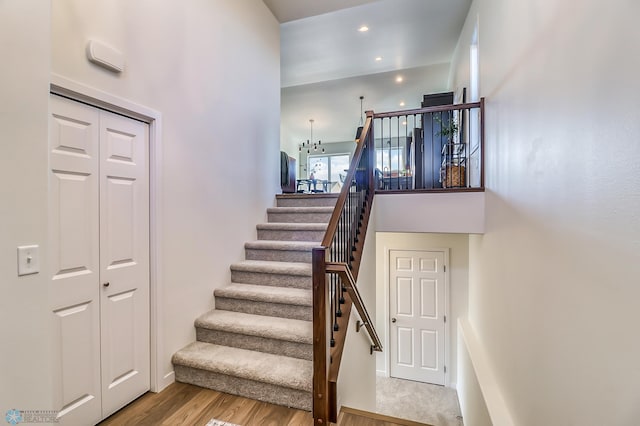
312 247 329 424
366 110 375 194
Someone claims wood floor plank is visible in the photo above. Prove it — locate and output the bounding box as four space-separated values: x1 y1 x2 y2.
193 388 259 425
159 388 221 426
243 400 296 425
287 409 315 426
98 382 202 426
339 407 432 426
98 382 425 426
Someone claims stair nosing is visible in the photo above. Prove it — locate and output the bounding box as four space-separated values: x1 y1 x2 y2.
245 240 320 251
195 310 312 344
256 223 327 230
267 207 334 213
230 260 312 276
215 283 312 306
172 341 312 392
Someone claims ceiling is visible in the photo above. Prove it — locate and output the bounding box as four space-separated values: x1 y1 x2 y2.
262 0 379 24
263 0 472 149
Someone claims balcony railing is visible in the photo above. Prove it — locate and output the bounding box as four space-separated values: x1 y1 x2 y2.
371 99 485 192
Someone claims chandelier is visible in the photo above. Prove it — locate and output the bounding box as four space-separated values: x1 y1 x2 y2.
299 119 324 153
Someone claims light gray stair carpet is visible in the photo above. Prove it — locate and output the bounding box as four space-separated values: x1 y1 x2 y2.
214 283 312 320
173 342 312 410
244 240 318 263
173 194 336 411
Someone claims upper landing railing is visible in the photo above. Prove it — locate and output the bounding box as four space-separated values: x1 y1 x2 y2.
372 99 485 192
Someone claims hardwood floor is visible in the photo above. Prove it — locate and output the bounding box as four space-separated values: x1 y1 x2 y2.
98 383 431 426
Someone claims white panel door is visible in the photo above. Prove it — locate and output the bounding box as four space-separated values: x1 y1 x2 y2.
49 95 150 423
389 250 446 385
49 95 102 426
99 110 150 418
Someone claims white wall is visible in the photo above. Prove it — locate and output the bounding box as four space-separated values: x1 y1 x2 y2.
50 0 280 388
281 63 451 155
0 0 53 413
451 0 640 424
457 320 492 426
376 192 485 234
375 232 469 386
338 215 377 412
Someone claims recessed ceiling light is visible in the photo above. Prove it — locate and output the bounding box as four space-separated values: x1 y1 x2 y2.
375 56 382 62
399 101 405 107
395 76 403 83
358 25 369 32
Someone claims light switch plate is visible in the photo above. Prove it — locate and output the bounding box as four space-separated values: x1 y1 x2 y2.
17 245 39 276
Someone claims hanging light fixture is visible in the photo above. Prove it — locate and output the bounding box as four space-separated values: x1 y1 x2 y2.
299 119 324 153
355 95 364 140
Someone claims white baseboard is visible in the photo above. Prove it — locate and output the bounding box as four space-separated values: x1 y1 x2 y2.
156 370 175 392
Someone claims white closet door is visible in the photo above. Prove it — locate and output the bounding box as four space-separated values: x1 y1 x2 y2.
49 95 102 425
99 110 150 418
49 95 150 424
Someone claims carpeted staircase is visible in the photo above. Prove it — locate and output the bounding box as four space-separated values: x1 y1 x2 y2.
172 193 338 411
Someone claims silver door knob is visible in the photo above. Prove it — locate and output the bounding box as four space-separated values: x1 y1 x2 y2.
103 282 110 287
391 318 396 323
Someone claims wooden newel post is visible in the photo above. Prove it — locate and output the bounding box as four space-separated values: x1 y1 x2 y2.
312 247 329 424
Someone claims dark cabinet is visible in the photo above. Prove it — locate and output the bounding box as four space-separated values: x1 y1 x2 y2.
416 92 454 189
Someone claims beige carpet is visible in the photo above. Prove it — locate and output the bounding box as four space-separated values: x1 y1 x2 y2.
376 376 463 426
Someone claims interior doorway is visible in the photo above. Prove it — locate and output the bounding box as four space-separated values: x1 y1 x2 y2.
388 249 448 385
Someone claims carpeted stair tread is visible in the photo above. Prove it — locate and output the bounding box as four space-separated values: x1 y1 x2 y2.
215 283 311 306
195 310 312 344
266 206 334 214
244 240 319 251
256 223 327 231
276 193 339 208
230 260 312 276
172 341 312 392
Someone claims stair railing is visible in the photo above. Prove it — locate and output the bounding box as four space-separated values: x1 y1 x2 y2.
312 112 381 425
373 98 485 191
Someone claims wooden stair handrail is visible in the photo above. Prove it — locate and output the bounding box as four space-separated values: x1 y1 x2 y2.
326 262 382 353
372 100 482 118
320 114 372 248
313 113 377 425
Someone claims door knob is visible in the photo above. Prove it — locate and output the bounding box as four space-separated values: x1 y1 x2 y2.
103 282 110 287
391 318 396 323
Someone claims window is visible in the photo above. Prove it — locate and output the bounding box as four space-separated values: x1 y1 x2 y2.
470 24 479 102
376 146 405 173
308 154 350 192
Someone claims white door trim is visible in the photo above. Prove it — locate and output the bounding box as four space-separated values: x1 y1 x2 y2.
383 246 451 387
50 74 170 392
